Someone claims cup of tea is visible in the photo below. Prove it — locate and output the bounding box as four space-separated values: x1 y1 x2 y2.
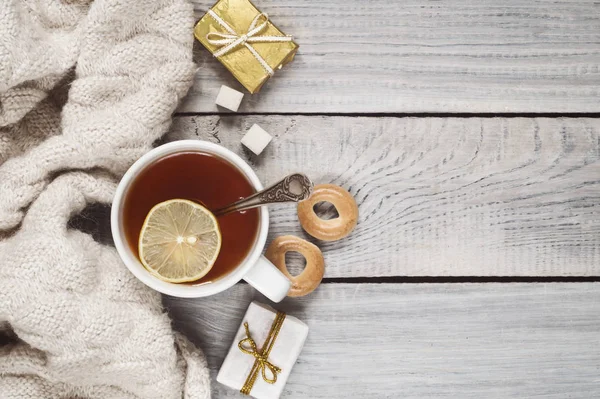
111 140 291 302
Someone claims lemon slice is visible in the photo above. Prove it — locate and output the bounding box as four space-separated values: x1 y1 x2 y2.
139 199 222 283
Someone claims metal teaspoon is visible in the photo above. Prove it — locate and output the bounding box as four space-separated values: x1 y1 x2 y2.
213 173 314 217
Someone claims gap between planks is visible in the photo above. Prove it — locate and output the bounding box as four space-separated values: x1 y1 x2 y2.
233 277 600 284
175 112 600 118
320 276 600 283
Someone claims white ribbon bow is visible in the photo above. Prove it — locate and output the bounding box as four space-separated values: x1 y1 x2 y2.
206 10 293 76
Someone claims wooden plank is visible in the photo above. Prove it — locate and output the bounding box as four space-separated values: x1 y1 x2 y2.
181 0 600 113
165 283 600 398
167 116 600 277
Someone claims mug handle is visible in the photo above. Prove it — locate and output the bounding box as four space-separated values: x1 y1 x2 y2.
243 255 291 303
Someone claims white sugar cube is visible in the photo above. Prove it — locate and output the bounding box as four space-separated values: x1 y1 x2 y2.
215 85 244 112
217 301 309 399
241 124 272 155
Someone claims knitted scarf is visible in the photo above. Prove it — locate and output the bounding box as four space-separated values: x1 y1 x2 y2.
0 0 210 397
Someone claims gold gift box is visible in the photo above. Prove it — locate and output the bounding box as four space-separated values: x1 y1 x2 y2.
194 0 298 94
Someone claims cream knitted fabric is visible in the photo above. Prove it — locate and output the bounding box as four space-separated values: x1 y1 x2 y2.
0 0 210 398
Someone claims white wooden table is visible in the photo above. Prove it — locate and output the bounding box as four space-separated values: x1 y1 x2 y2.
165 1 600 397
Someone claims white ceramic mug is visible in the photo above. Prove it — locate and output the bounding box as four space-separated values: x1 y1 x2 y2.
111 140 292 302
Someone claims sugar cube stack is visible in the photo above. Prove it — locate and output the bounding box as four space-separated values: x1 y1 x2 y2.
215 85 244 112
241 124 272 155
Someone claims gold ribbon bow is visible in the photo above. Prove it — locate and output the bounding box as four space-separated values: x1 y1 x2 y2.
237 311 286 395
206 10 293 76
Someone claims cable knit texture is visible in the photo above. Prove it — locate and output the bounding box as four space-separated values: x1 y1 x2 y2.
0 0 210 398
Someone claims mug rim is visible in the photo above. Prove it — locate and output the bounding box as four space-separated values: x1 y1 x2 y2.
110 140 268 298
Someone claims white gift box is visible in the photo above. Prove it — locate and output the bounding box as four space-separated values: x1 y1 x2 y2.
217 301 309 399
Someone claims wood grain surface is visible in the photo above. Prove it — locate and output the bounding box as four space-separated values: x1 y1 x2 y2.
182 0 600 113
167 116 600 277
165 283 600 398
167 4 600 397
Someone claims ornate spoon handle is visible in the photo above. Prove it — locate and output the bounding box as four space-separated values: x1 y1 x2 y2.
213 173 314 217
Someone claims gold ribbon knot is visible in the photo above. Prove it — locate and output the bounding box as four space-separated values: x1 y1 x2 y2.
237 311 286 395
206 10 294 76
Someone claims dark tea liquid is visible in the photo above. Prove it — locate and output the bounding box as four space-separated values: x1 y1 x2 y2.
122 151 260 284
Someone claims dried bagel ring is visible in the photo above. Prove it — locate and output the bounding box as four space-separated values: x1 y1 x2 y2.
265 236 324 297
297 184 358 241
